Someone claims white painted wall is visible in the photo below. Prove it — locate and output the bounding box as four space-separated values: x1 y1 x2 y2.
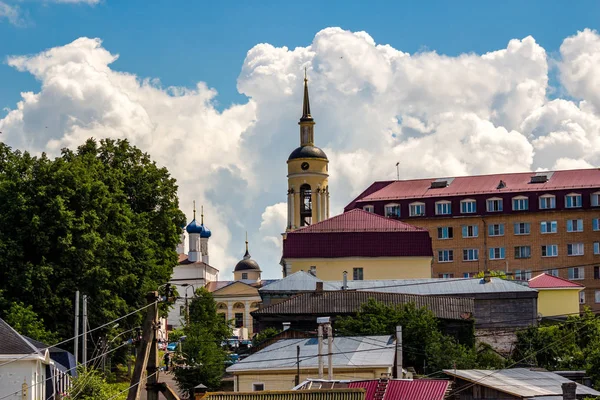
0 359 46 400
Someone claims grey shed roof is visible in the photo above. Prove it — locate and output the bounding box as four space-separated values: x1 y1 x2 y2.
0 318 43 356
227 335 394 373
262 272 536 295
443 368 600 398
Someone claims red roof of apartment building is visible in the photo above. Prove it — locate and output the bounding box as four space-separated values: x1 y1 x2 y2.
528 273 584 289
347 379 449 400
283 209 432 259
345 169 600 207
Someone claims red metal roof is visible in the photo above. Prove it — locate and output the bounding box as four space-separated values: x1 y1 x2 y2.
347 379 449 400
293 209 427 233
351 169 600 203
528 273 584 289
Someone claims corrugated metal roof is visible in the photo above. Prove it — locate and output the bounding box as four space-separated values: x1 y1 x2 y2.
292 209 427 233
203 389 366 400
528 273 583 289
227 336 395 373
261 272 536 295
252 290 474 321
443 368 600 398
350 169 600 202
347 380 449 400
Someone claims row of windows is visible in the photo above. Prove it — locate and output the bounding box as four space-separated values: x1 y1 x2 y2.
440 267 600 284
436 219 600 240
369 192 600 217
437 242 600 262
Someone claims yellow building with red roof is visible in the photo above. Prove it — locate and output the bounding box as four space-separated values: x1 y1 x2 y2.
528 273 584 317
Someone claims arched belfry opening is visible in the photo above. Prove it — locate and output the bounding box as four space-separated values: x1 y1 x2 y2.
300 184 312 226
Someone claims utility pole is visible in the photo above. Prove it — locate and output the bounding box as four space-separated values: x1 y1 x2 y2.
395 326 403 378
74 290 79 365
82 294 87 367
327 323 333 380
126 291 180 400
317 324 324 379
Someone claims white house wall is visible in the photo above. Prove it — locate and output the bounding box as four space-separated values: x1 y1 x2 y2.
0 359 46 400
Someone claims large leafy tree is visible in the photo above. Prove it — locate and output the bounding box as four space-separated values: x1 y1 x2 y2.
0 139 185 349
173 287 231 397
335 299 501 373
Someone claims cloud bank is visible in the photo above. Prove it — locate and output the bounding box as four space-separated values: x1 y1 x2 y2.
2 28 600 278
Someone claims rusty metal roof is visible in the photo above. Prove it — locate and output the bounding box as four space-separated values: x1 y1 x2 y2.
252 291 474 321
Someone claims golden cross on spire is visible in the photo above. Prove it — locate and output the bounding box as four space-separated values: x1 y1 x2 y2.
193 200 196 220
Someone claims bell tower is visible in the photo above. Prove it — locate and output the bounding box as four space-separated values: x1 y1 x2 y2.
286 70 329 231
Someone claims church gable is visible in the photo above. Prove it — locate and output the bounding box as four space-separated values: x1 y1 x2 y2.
213 281 259 297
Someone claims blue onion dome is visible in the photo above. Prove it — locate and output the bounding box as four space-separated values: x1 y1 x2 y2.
186 219 211 238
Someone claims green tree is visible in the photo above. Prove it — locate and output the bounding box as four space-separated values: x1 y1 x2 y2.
0 139 185 351
173 288 231 397
5 301 59 344
252 327 281 346
63 369 128 400
475 270 509 279
335 299 478 373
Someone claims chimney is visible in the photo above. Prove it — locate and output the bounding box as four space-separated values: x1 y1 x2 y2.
562 382 577 400
342 271 348 290
282 322 291 331
316 281 324 292
483 270 491 283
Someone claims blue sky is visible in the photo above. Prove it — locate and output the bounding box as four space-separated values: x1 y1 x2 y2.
1 0 599 115
3 1 600 277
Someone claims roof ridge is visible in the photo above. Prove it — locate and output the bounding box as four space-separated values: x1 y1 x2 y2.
529 273 584 288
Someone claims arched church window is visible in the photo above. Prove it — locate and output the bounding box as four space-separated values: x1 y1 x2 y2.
233 302 245 309
217 303 227 310
300 184 312 226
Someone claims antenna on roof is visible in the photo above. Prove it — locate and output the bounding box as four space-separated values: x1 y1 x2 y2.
396 162 400 181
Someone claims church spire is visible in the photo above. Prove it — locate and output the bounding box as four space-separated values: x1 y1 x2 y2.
193 200 196 220
201 205 204 225
298 67 315 146
244 231 250 259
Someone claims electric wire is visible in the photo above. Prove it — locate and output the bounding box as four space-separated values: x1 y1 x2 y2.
106 370 160 400
0 340 131 400
0 300 157 369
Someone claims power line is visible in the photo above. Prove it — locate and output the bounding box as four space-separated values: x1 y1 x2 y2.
0 300 157 370
106 370 160 400
0 340 131 400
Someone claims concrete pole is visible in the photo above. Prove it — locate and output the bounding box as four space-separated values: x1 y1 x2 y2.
317 325 324 379
74 291 79 365
327 324 333 380
82 294 87 367
396 326 402 378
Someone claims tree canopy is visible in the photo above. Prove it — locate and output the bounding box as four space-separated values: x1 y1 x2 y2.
335 299 504 373
173 287 231 397
0 139 185 348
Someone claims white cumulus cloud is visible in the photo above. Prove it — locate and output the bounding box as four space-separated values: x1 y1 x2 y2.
2 28 600 278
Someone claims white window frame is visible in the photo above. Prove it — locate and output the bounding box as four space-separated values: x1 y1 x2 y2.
462 225 479 238
514 222 531 235
409 202 426 217
595 290 600 304
540 220 558 234
437 249 454 263
580 291 586 304
439 273 454 278
539 194 556 210
546 269 559 277
437 226 453 240
463 248 479 261
567 243 584 256
460 199 477 214
488 223 504 237
593 218 600 231
489 247 505 260
363 205 374 213
569 267 584 280
566 219 584 232
592 192 600 207
384 203 400 218
353 267 364 281
595 242 600 255
514 270 532 281
565 193 582 208
435 200 452 215
486 197 503 212
512 196 529 211
541 244 558 257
